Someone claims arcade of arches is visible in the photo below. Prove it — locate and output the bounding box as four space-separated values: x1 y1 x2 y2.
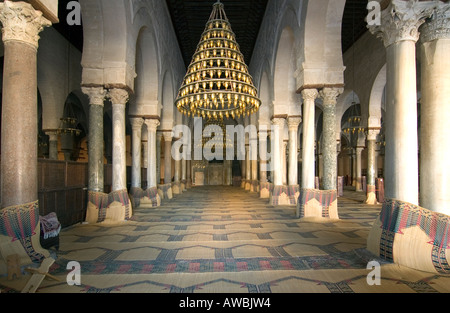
0 0 450 293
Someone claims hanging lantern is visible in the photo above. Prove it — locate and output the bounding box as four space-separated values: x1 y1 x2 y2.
175 0 261 120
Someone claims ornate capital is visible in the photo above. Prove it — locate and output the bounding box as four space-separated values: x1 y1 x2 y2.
82 87 107 106
130 117 145 131
0 1 52 49
144 119 160 133
301 89 319 102
368 0 437 47
108 88 129 105
366 128 381 141
162 131 173 142
288 117 302 131
319 87 343 108
421 1 450 42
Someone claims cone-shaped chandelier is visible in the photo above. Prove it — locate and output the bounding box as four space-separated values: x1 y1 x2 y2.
176 0 261 120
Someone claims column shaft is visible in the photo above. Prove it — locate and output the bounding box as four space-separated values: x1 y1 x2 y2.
164 133 173 184
145 119 160 189
288 117 301 186
320 88 342 191
301 89 318 189
420 3 450 214
109 89 129 192
130 118 144 189
0 2 51 207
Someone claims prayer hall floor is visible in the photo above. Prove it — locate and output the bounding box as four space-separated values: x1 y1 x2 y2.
2 186 450 293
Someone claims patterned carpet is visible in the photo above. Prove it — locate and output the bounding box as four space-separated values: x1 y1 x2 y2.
2 186 450 294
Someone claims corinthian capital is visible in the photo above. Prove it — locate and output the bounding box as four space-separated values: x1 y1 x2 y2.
0 1 52 49
319 87 343 108
108 88 130 105
144 119 161 133
368 0 437 47
421 1 450 42
82 87 107 106
301 89 319 102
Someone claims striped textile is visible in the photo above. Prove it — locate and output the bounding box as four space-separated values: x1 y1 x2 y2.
298 188 337 218
378 199 450 273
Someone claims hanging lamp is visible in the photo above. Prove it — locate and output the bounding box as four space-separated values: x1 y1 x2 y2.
175 0 261 120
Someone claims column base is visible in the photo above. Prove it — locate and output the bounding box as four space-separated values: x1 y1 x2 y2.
130 187 161 208
158 183 173 200
86 189 133 224
367 199 450 274
260 182 271 199
250 180 259 193
181 180 187 191
297 188 339 220
172 181 182 195
0 201 51 276
365 185 379 205
245 180 252 191
270 185 292 206
288 185 300 205
241 179 246 189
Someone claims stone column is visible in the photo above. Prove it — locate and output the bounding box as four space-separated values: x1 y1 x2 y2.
245 143 251 190
142 129 148 169
108 88 129 192
145 119 160 189
271 118 285 186
355 146 365 192
156 132 162 185
0 1 51 207
366 129 380 204
301 89 318 189
130 117 144 189
259 126 270 198
46 131 59 160
250 135 258 192
282 140 288 186
420 2 450 214
83 87 107 193
288 117 301 186
368 0 435 205
163 132 173 184
319 88 343 191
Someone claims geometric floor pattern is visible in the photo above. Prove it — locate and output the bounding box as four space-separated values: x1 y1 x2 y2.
2 186 450 293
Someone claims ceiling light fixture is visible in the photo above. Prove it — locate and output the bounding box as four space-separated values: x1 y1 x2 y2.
175 0 261 120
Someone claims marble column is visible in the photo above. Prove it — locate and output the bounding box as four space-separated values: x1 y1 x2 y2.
355 146 364 192
145 119 160 189
271 118 285 187
365 129 380 204
250 135 259 192
163 132 173 185
319 88 343 191
156 132 162 185
108 88 129 192
0 1 51 208
288 117 301 186
83 87 107 192
368 0 435 205
245 143 251 190
46 131 59 160
301 89 318 189
420 2 450 214
282 140 288 186
130 117 144 189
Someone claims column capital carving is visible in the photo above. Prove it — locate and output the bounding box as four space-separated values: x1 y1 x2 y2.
368 0 437 47
301 88 319 102
130 117 144 131
319 87 343 108
288 117 302 131
366 128 381 141
421 2 450 42
108 88 129 105
162 131 173 142
82 87 107 106
144 118 160 133
0 1 52 49
271 117 286 127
